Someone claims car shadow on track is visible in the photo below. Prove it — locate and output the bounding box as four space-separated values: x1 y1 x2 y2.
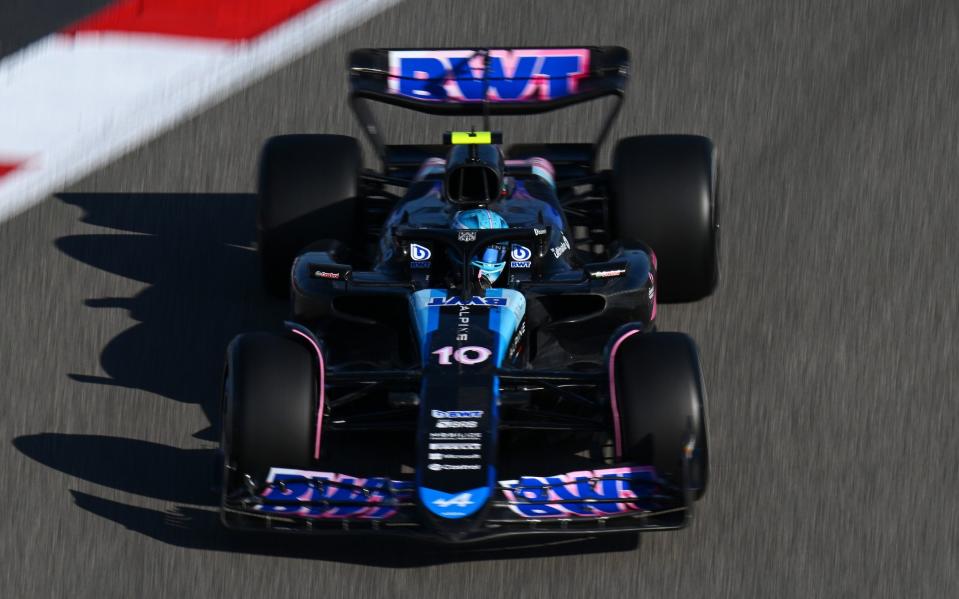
54 192 284 441
15 193 639 566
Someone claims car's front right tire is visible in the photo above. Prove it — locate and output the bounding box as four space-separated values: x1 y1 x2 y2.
607 328 709 499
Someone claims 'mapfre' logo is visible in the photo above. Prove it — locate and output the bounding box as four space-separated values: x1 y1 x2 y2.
388 49 590 102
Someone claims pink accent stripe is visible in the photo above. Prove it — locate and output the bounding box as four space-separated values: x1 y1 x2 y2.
608 328 640 458
290 328 325 459
648 249 658 321
649 272 657 321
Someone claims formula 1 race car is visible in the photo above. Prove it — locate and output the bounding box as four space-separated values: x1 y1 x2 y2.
220 47 718 542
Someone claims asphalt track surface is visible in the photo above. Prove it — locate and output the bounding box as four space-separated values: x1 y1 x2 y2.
0 0 114 58
2 1 958 597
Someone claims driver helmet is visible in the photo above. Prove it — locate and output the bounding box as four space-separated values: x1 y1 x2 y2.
451 209 509 287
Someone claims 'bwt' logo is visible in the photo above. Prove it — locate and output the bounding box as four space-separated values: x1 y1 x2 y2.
388 49 590 102
410 243 431 261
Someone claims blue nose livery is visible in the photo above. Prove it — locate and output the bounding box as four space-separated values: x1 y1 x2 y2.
412 288 525 522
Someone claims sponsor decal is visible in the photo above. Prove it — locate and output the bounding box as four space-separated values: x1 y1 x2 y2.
507 320 526 360
429 443 482 450
590 268 627 279
432 345 492 366
410 243 431 261
420 486 491 518
388 49 590 102
256 469 413 519
551 235 571 259
427 296 508 307
533 227 548 236
313 270 341 280
436 420 479 428
457 230 477 242
648 285 655 300
429 432 482 440
509 244 532 269
500 466 660 518
427 463 481 471
410 260 431 269
511 244 532 261
432 492 476 508
432 410 484 418
429 453 481 460
457 304 470 341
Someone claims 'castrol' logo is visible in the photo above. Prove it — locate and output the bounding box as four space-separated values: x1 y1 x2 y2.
436 420 478 429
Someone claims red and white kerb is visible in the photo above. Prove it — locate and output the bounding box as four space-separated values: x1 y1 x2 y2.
0 0 399 221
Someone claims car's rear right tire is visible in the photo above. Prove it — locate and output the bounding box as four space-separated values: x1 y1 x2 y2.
610 135 718 303
607 328 709 499
258 134 362 297
223 332 317 485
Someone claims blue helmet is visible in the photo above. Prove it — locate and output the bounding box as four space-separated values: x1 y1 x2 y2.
451 209 509 287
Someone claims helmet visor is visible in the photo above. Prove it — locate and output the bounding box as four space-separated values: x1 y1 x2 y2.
471 243 508 284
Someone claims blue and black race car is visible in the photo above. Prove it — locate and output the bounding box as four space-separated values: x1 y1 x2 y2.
220 47 718 542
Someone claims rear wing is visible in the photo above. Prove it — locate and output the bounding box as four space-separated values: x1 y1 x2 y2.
347 47 630 169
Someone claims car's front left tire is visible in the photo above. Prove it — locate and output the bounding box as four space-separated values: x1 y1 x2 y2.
223 331 318 486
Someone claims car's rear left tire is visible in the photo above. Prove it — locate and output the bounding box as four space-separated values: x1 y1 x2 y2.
258 134 362 297
223 332 317 485
607 328 709 499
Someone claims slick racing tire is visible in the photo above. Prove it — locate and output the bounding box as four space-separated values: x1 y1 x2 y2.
610 135 718 303
258 134 362 297
223 332 317 485
607 329 709 499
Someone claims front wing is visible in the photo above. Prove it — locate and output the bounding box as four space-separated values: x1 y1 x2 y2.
221 464 693 542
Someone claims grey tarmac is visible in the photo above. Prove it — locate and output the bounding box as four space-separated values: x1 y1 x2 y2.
1 1 957 597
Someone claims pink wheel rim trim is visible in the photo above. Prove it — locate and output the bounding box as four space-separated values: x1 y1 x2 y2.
290 328 325 460
608 328 640 458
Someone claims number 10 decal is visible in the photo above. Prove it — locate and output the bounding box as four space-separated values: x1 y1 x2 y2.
432 345 492 365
